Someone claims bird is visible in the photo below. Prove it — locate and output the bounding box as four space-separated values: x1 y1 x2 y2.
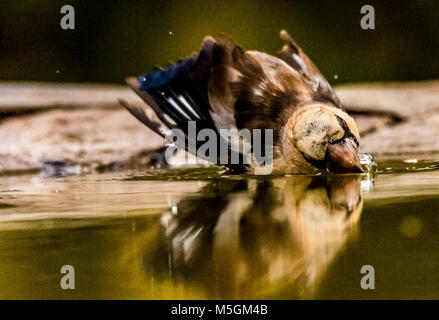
122 30 363 174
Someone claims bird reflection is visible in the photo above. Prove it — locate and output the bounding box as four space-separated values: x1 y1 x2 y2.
142 175 365 299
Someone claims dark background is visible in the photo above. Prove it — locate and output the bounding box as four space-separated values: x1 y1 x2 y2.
0 0 438 85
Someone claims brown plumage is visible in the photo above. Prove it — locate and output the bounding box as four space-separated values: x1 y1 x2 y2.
122 30 362 174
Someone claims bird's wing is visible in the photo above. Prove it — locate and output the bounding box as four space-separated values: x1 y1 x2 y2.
207 35 304 147
276 30 342 108
123 36 247 171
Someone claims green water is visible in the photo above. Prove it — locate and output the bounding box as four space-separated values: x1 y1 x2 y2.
0 160 438 299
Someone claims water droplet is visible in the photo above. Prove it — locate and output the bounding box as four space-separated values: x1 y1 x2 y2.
359 153 377 173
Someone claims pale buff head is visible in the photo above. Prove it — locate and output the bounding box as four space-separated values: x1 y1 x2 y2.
282 104 362 173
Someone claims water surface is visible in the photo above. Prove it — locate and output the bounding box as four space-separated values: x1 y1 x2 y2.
0 160 438 299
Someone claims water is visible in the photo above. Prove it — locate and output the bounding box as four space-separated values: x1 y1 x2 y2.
0 159 438 299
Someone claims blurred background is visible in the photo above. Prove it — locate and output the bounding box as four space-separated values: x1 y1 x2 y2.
0 0 438 85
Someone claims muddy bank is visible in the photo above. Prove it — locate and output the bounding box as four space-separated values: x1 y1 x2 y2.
1 80 438 173
336 81 439 156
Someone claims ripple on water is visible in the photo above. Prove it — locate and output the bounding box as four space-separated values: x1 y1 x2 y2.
377 159 439 174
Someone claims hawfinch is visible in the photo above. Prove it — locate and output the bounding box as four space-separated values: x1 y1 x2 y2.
123 30 362 174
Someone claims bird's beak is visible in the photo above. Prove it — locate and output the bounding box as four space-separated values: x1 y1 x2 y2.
326 138 363 173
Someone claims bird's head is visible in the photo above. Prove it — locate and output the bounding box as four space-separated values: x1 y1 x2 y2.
282 104 362 173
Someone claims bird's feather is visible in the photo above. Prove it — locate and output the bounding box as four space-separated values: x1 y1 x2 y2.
123 37 248 171
119 98 166 138
207 35 303 149
276 30 342 108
